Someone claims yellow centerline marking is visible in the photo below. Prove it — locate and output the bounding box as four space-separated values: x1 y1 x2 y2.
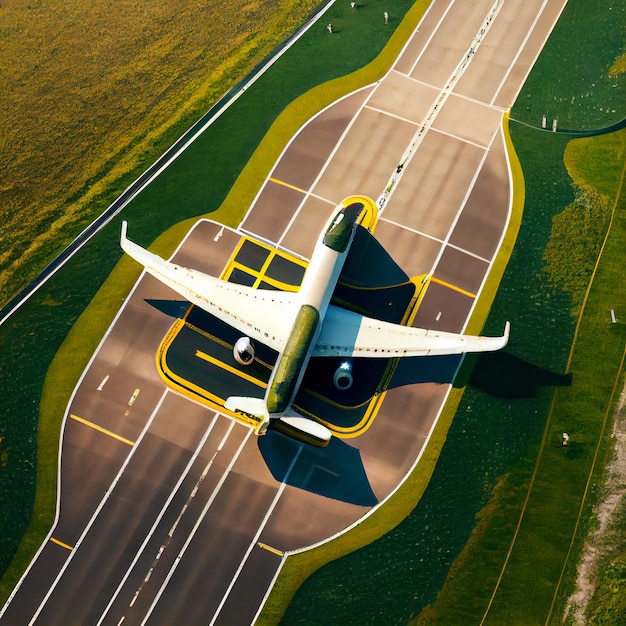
430 276 476 299
258 542 284 556
50 537 73 550
269 177 307 195
195 350 267 389
69 414 135 446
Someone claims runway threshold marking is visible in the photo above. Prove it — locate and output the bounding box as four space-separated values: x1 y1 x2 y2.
69 414 135 446
50 537 73 551
430 277 476 299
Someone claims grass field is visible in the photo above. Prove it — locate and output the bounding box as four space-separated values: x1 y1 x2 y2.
0 0 321 307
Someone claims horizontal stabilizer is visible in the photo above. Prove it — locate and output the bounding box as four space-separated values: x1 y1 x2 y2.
225 396 270 435
271 416 332 448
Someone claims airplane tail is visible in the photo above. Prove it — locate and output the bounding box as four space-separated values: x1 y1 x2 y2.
225 396 332 447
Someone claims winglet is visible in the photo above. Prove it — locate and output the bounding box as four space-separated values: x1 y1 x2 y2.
119 221 167 272
503 320 511 344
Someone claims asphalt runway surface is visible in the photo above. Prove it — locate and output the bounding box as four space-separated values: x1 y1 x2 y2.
1 1 568 624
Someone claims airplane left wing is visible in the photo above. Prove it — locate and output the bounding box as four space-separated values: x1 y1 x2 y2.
120 222 299 352
313 304 509 358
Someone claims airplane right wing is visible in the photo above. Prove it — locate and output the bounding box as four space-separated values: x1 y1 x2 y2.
120 222 299 352
313 304 509 358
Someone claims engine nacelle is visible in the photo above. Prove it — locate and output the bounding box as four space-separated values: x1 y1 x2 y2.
333 360 354 391
233 336 255 366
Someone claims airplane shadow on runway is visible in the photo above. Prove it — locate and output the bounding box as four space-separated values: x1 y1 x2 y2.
145 299 191 318
258 430 378 507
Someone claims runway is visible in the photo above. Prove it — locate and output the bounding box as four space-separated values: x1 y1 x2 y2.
0 1 568 624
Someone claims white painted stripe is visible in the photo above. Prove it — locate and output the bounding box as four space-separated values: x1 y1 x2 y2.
208 445 303 625
94 412 220 626
490 0 554 107
27 389 169 626
139 428 254 626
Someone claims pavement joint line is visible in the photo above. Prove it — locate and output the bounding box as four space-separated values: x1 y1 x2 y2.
364 103 423 128
50 537 73 551
445 241 491 264
447 88 507 112
378 216 445 245
69 414 135 446
426 123 492 152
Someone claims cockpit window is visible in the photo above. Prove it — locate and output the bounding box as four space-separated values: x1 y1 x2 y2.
323 202 363 252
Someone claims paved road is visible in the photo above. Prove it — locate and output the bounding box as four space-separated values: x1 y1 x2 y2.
0 0 568 624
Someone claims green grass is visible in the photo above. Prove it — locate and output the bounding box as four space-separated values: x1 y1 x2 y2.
0 0 425 606
0 0 323 307
511 0 624 132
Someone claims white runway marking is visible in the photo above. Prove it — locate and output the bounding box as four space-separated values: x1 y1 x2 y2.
94 413 220 626
28 389 169 626
139 427 253 626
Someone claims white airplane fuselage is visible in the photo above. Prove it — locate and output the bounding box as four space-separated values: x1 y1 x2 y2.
120 196 509 447
262 202 363 417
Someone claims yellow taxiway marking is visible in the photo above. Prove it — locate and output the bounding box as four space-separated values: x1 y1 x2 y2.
69 414 135 447
269 177 308 195
195 350 267 389
258 542 284 557
430 276 476 299
50 537 73 551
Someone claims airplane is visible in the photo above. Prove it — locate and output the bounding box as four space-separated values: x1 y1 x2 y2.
120 198 509 447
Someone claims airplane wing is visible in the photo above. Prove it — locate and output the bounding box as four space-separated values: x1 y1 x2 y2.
312 304 509 358
120 222 299 352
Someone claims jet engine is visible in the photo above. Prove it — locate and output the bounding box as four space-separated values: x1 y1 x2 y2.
333 360 354 391
233 336 255 365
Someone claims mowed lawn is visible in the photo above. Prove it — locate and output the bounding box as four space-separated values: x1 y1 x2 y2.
0 0 320 307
